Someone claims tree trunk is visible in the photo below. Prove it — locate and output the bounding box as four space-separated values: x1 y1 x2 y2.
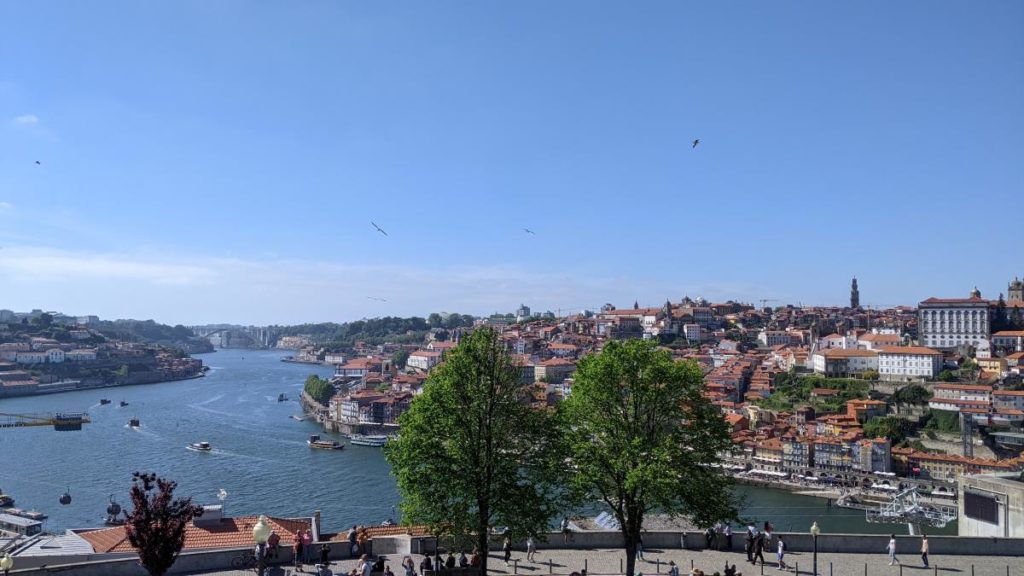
624 539 637 576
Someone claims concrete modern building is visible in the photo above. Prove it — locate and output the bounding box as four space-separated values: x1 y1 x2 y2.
958 473 1024 537
918 292 991 350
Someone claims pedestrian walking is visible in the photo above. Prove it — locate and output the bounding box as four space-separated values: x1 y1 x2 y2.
637 533 645 560
526 536 536 562
445 552 456 570
668 560 680 576
268 530 281 560
459 551 469 568
751 529 765 566
744 526 755 563
503 536 512 565
724 524 733 551
561 517 574 543
920 535 929 567
360 554 374 576
319 543 330 567
776 536 787 570
887 534 899 566
419 555 433 574
403 557 416 576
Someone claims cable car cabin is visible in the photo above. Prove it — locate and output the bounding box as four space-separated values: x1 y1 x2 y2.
0 512 43 536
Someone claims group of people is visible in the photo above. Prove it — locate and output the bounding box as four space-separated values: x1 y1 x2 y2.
741 521 782 568
291 528 331 573
702 523 734 551
415 548 483 574
887 533 930 567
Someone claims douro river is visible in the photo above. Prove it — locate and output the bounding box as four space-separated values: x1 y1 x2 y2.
0 349 954 535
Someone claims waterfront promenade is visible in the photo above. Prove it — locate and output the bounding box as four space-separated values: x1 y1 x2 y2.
195 548 1024 576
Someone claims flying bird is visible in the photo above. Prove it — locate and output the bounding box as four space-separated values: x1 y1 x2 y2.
371 222 388 236
692 139 700 149
34 160 41 165
523 228 535 235
217 489 228 501
366 296 387 302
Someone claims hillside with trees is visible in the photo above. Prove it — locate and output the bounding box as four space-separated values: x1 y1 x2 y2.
275 313 475 351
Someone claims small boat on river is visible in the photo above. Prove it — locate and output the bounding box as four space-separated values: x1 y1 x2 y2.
349 434 389 447
0 493 14 507
128 418 140 428
186 441 212 452
99 399 111 405
307 434 344 450
119 401 129 407
278 393 289 402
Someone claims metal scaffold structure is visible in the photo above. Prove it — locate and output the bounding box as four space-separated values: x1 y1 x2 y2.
0 412 91 431
865 486 957 535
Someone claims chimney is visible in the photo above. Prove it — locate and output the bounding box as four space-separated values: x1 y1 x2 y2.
193 504 223 528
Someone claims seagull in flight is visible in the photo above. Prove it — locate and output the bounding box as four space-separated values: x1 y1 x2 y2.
371 222 388 236
34 160 41 165
366 296 387 302
217 488 228 501
523 228 535 235
692 139 700 149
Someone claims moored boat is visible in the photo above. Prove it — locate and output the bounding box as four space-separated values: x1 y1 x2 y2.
278 393 288 402
307 434 343 450
119 400 129 407
186 441 212 452
0 493 14 507
349 434 389 447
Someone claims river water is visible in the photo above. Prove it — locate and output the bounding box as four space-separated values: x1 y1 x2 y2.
0 349 954 535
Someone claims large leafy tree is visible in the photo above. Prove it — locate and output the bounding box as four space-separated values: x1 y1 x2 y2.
125 472 204 576
384 328 563 574
561 340 736 576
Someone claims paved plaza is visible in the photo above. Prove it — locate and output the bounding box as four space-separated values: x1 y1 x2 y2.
198 547 1024 576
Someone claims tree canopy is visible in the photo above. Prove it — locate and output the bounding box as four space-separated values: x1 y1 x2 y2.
560 339 736 576
304 374 334 405
863 416 915 444
125 472 204 576
384 328 563 574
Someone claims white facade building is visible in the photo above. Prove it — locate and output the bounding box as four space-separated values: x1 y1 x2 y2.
918 295 990 350
46 348 65 364
683 324 702 344
811 349 878 377
15 351 47 364
758 330 791 347
877 346 942 381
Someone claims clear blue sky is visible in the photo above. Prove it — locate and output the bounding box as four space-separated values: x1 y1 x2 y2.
1 1 1022 325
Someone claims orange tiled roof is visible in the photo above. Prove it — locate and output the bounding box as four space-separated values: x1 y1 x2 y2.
78 515 311 554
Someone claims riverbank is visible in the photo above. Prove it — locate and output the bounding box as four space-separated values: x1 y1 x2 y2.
0 370 205 399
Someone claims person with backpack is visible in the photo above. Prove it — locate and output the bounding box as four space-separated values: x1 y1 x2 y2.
776 536 787 570
744 526 755 563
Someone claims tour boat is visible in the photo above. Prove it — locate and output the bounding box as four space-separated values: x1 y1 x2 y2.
0 494 14 507
349 434 389 447
4 508 46 520
119 401 129 407
307 434 344 450
187 441 212 452
127 418 141 428
99 399 111 405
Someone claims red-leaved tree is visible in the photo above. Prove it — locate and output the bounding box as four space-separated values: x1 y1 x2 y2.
125 472 204 576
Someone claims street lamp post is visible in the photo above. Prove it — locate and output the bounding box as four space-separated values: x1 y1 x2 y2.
810 521 821 576
0 552 13 576
253 515 272 576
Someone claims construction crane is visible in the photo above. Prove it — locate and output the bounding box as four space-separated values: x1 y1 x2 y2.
759 298 779 309
0 412 91 431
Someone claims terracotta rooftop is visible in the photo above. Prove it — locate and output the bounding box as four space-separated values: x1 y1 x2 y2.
77 515 311 554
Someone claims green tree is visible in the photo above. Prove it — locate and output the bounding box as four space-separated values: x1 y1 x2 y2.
863 416 915 444
125 472 204 576
427 313 444 328
937 369 956 382
560 340 736 576
384 328 563 575
863 369 880 381
392 349 411 369
303 375 334 405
